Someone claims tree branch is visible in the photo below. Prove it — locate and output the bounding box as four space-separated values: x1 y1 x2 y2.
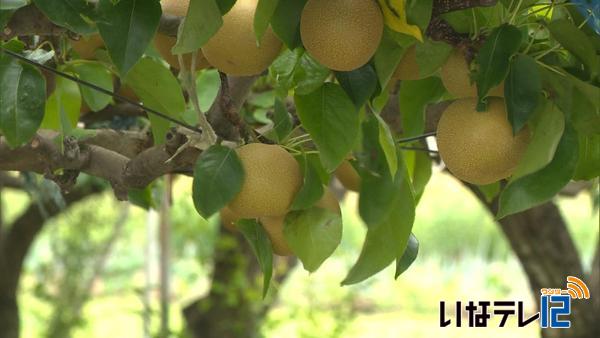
1 4 181 40
432 0 499 16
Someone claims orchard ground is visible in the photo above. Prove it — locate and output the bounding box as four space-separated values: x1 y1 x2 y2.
6 169 596 338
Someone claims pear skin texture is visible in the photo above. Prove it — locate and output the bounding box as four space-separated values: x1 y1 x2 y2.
436 98 530 185
227 143 302 218
201 0 282 76
70 34 104 60
219 207 240 232
261 187 341 256
391 45 420 82
154 33 210 70
441 49 504 98
300 0 383 71
335 160 361 192
160 0 189 17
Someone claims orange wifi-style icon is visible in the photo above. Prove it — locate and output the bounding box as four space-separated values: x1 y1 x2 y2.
565 276 590 300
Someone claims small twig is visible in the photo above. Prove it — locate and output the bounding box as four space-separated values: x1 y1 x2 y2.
2 48 203 134
398 132 437 143
400 146 439 154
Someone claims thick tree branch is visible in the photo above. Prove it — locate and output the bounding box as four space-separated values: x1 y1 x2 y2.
432 0 499 16
1 4 181 40
208 75 258 140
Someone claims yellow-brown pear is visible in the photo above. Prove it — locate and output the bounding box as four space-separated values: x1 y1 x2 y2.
261 187 341 256
335 160 361 192
227 143 302 218
70 34 104 59
441 49 504 98
436 97 530 185
154 33 210 70
201 0 282 76
300 0 383 71
160 0 189 17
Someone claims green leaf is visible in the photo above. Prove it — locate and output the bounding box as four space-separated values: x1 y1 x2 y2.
97 0 161 76
293 51 330 95
268 97 292 142
359 117 398 226
511 101 564 180
196 68 221 111
375 114 398 178
475 24 522 109
414 40 452 78
573 134 600 180
283 207 342 272
128 186 156 210
124 57 186 144
497 124 579 219
335 63 378 108
238 219 273 298
547 19 598 78
32 0 96 34
505 54 541 133
217 0 236 14
41 74 81 135
541 69 600 135
290 155 324 211
373 28 411 88
270 0 306 49
294 83 359 172
477 181 501 203
192 145 244 218
398 76 445 137
70 62 113 112
406 0 433 31
0 10 15 30
254 0 279 42
395 233 418 279
343 152 415 285
0 55 45 147
404 149 432 203
0 0 27 10
172 0 222 54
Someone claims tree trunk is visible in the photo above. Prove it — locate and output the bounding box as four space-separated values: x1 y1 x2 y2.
469 187 599 338
183 227 296 338
0 184 102 338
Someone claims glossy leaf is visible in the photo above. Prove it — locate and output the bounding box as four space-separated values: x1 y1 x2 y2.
254 0 279 42
343 152 415 285
32 0 95 34
124 57 186 144
573 134 600 180
217 0 237 14
192 145 244 218
406 0 433 31
335 63 378 108
547 19 598 77
498 125 579 219
268 98 292 142
293 51 330 95
505 54 541 133
270 0 306 49
295 83 359 172
172 0 222 54
377 0 423 41
238 219 273 298
0 0 27 10
541 69 600 135
290 155 324 211
359 117 398 226
70 62 113 112
41 74 81 135
404 149 432 203
414 40 452 78
97 0 161 76
399 76 445 137
395 233 419 279
373 29 410 88
375 114 398 178
0 55 45 147
284 207 342 272
475 24 522 109
511 101 564 180
196 68 221 111
478 182 501 203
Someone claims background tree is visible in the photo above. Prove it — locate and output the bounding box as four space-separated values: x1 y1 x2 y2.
1 1 598 338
